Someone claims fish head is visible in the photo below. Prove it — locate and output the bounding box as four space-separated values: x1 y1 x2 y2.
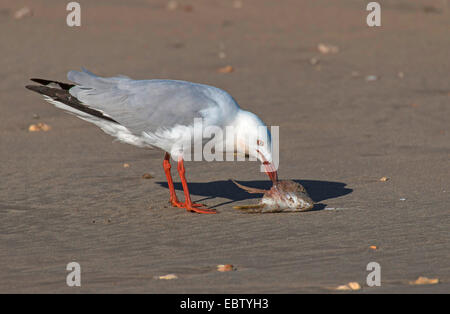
262 181 314 212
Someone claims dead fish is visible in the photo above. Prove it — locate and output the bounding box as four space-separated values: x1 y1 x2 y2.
232 179 314 213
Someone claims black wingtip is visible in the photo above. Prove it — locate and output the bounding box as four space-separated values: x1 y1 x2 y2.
30 78 44 83
25 85 40 92
30 78 51 85
29 78 74 90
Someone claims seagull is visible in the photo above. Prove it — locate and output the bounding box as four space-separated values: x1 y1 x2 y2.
26 69 278 214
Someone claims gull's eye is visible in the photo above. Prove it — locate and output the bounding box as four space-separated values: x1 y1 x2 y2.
257 139 264 146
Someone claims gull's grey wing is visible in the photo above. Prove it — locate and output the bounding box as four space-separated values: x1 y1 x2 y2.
67 69 236 135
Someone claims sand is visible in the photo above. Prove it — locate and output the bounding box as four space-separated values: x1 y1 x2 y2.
0 0 449 293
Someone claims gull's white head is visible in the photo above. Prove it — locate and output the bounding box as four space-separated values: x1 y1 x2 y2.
232 110 278 183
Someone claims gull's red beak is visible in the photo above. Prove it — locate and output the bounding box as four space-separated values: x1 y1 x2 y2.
263 161 278 184
257 149 278 184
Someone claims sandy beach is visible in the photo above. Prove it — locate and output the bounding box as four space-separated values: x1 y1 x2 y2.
0 0 449 293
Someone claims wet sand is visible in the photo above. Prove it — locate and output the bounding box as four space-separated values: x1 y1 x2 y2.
0 0 449 293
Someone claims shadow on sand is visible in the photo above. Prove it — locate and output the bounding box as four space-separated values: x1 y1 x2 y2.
156 179 352 210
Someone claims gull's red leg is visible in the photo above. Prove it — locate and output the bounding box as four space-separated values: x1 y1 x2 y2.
163 152 182 206
163 153 207 210
177 157 216 214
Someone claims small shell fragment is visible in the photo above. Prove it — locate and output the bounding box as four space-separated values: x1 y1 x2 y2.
28 125 39 132
142 173 154 179
335 285 351 291
157 274 178 280
217 264 235 272
409 276 439 285
369 245 378 250
335 282 361 291
123 163 130 168
218 65 234 73
317 43 339 54
28 123 51 132
379 176 389 182
347 282 361 290
14 7 33 19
